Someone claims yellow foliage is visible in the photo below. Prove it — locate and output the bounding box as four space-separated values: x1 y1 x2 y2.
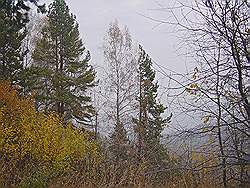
0 81 100 186
201 115 211 124
186 82 199 95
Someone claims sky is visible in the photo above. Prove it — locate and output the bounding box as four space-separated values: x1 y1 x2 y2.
40 0 189 75
38 0 195 134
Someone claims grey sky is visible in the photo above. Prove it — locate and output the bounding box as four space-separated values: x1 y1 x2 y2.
38 0 194 134
41 0 188 75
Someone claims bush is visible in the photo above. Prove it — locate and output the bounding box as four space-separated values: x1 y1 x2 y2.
0 81 100 187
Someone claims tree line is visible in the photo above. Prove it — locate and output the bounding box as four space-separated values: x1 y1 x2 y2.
0 0 249 187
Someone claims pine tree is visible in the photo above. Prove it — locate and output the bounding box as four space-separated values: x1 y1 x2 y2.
110 122 128 162
0 0 29 83
0 0 45 90
32 0 96 124
134 45 171 165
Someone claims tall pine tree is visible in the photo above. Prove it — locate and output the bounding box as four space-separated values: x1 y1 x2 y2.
134 45 171 165
0 0 29 83
32 0 96 124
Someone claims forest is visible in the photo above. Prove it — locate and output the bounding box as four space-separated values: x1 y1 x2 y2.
0 0 249 187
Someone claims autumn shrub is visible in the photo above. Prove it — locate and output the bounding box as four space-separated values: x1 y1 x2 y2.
0 81 223 188
0 81 101 187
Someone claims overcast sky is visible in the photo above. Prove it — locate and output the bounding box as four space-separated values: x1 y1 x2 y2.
40 0 189 75
38 0 195 134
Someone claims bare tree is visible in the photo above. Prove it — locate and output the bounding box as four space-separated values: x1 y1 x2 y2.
149 0 249 187
102 20 137 162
